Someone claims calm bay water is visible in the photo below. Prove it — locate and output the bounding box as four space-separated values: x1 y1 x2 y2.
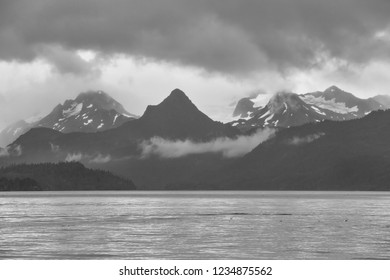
0 191 389 259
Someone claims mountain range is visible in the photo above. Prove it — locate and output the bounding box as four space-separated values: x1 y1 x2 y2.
231 86 390 131
1 86 390 191
1 89 238 163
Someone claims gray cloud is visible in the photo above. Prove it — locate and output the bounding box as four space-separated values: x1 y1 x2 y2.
65 153 83 162
287 133 325 145
39 45 98 75
2 144 23 157
0 0 390 75
64 152 112 163
140 128 275 158
90 154 111 164
0 147 9 157
50 142 60 153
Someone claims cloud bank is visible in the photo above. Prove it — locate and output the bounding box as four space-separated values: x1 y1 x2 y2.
288 133 325 145
140 128 275 158
65 153 83 162
0 0 390 76
0 147 9 157
90 154 111 164
64 152 112 163
0 144 22 157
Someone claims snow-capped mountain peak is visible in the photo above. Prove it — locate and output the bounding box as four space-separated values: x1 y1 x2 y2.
0 91 137 147
230 86 390 131
37 91 137 133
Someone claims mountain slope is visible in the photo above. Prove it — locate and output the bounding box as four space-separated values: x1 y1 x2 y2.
212 109 390 190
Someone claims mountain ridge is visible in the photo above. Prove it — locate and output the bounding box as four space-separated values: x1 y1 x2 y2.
231 86 389 131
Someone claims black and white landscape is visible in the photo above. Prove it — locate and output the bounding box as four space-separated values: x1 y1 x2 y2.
1 0 390 261
1 87 390 190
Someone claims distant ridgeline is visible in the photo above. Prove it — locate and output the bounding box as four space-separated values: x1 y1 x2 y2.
0 162 136 191
2 88 390 191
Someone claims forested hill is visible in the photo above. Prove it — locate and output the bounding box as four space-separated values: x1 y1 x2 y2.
0 162 136 191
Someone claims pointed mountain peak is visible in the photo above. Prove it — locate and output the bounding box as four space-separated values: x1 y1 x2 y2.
164 88 192 104
136 89 238 140
170 88 187 96
144 88 197 115
141 89 201 120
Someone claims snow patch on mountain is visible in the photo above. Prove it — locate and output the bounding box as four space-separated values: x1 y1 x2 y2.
83 119 93 125
264 114 274 125
250 94 271 108
63 102 83 118
113 114 119 124
302 95 358 114
311 105 327 116
13 128 22 136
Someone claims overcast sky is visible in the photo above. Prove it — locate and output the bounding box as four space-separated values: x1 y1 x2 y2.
1 0 390 129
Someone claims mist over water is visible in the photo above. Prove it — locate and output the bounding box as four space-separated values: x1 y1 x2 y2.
1 191 390 260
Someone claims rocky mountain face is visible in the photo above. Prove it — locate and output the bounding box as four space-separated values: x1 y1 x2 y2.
0 91 137 147
231 86 389 131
